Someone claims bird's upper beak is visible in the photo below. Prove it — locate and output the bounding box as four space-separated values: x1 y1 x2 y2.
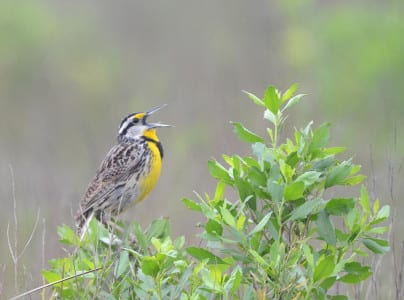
145 104 172 128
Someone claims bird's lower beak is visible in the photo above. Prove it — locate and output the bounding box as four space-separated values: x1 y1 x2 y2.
145 104 172 128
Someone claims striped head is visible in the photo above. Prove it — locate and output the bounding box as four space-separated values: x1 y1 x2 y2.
118 104 171 143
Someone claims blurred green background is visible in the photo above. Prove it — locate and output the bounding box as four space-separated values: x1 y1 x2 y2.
0 0 402 298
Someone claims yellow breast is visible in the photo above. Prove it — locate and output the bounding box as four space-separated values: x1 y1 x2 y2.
136 139 162 203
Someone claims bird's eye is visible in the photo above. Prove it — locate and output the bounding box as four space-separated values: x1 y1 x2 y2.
132 118 139 124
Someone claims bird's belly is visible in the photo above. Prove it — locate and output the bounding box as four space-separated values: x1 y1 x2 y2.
137 146 162 203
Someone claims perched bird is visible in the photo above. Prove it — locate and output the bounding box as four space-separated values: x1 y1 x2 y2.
76 104 171 236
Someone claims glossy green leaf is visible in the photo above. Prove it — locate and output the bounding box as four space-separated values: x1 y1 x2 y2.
281 83 299 102
316 210 336 246
325 161 352 188
182 198 202 212
363 238 390 254
206 219 223 236
310 122 330 150
243 90 265 107
57 224 80 245
323 147 346 156
325 198 355 216
224 265 242 294
268 181 284 202
146 218 170 241
115 250 129 278
141 256 159 277
284 181 305 200
249 249 270 267
358 185 370 217
263 85 280 114
283 93 305 112
376 205 390 221
249 212 272 236
42 270 62 284
342 175 366 185
264 109 277 124
231 122 265 143
133 223 148 253
339 262 372 284
208 160 232 182
186 247 227 264
330 295 348 300
314 255 335 281
213 180 225 202
288 199 322 221
296 171 322 186
220 207 236 228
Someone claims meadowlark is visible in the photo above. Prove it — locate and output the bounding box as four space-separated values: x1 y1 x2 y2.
75 104 171 235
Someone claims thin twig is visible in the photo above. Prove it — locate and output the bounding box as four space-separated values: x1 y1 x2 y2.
8 165 19 293
19 209 41 259
41 218 46 300
9 266 103 300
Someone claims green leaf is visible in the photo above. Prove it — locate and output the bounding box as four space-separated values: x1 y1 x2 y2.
243 90 265 107
313 156 336 172
141 256 160 277
284 181 305 201
249 212 272 236
208 160 232 182
368 226 389 234
375 205 390 221
224 265 242 294
182 198 202 212
343 175 366 185
231 122 265 143
321 276 337 290
282 93 305 112
220 207 236 228
288 199 322 221
310 122 330 150
314 255 335 281
325 198 355 216
42 270 62 284
363 238 390 254
325 161 352 188
146 218 170 240
296 171 322 186
280 159 294 181
330 296 348 300
316 210 336 246
249 249 270 267
263 85 280 114
57 224 80 245
268 181 284 202
236 213 246 230
115 250 129 278
264 109 277 124
186 247 227 264
133 223 148 253
281 83 299 102
206 219 223 236
323 147 346 156
213 181 225 202
339 262 372 284
302 244 314 269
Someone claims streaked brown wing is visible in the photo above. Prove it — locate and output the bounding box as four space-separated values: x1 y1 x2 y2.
76 141 144 224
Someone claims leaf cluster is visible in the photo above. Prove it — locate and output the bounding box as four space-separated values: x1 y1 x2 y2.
42 84 390 300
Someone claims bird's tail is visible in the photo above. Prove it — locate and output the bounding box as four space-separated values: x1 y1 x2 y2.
75 210 94 241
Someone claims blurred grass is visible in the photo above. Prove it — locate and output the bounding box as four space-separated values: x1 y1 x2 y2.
0 0 402 298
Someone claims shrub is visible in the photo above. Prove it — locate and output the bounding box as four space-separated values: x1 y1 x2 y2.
38 84 390 300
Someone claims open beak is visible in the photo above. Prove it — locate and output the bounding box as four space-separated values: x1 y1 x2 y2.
145 104 172 128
